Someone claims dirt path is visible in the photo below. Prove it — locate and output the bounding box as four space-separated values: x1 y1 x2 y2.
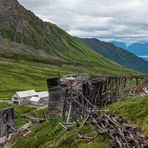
36 105 48 111
0 100 12 104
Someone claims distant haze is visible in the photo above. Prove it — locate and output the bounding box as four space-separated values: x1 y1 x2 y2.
112 41 148 61
18 0 148 43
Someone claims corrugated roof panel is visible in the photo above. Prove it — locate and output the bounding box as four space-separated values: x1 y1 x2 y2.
16 90 37 98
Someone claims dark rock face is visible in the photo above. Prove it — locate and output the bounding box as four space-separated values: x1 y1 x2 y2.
0 0 18 9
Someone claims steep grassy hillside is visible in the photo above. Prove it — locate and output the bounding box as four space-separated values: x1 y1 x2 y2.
11 96 148 148
0 0 139 101
0 1 146 148
12 116 110 148
78 38 148 73
0 59 72 99
0 0 138 77
0 0 114 63
106 96 148 135
0 58 137 99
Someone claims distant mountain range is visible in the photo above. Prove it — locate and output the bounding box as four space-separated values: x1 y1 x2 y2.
77 38 148 74
112 41 148 61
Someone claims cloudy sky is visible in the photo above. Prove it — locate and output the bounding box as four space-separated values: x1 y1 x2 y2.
18 0 148 43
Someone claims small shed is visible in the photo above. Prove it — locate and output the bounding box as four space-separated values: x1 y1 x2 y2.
11 90 37 105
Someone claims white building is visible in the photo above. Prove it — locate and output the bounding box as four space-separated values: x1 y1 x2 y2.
29 97 43 106
11 90 49 106
29 91 49 106
11 90 37 105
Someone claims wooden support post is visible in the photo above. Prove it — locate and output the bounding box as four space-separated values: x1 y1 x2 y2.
66 102 72 123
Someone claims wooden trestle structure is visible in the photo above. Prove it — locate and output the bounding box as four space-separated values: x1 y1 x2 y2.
47 75 148 117
82 75 148 107
47 75 148 147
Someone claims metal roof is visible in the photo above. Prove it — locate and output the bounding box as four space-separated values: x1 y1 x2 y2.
37 91 49 98
29 97 41 102
16 90 37 98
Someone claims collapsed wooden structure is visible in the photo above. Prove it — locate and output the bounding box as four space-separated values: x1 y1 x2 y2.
47 74 148 147
0 107 14 137
47 75 148 115
88 110 148 147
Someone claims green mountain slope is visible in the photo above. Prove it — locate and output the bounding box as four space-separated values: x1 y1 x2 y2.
0 58 137 99
77 38 148 73
0 0 136 69
0 60 72 99
0 0 109 62
0 0 139 99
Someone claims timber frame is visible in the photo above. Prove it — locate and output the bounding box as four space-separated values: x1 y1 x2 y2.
47 75 148 118
47 74 148 147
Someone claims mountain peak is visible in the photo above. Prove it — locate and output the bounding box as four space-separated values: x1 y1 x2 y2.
0 0 19 9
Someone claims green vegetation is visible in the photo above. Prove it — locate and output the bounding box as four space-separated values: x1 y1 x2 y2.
10 96 148 148
12 116 110 148
106 96 148 135
0 0 140 100
78 38 148 73
0 103 35 128
30 106 48 118
2 91 145 148
0 58 138 99
0 1 146 147
0 60 72 99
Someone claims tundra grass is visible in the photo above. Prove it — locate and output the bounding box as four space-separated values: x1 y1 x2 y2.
10 96 148 147
30 106 48 118
106 96 148 135
0 60 72 99
0 103 35 128
12 116 110 148
0 59 138 99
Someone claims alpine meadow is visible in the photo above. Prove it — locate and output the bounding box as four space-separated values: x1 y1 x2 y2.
0 0 148 148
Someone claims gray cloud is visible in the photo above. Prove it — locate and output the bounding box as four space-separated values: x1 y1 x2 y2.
18 0 148 43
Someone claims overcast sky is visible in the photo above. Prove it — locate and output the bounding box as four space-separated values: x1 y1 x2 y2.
18 0 148 43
